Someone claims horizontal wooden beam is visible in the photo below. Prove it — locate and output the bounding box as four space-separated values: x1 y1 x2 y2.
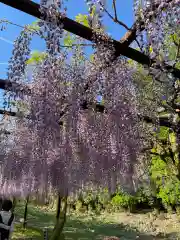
0 0 180 79
0 108 17 117
0 78 31 94
138 114 176 130
0 78 15 91
0 129 11 135
0 105 175 130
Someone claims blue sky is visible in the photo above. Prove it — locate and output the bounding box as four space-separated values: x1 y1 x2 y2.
0 0 134 109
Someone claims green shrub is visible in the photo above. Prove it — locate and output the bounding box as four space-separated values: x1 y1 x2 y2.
111 193 136 212
176 206 180 215
157 179 180 210
75 200 83 212
105 203 114 212
97 188 110 208
136 187 156 208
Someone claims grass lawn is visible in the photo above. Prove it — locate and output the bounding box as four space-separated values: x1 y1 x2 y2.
12 202 180 239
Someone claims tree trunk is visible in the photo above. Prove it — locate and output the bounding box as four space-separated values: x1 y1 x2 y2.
0 198 2 210
12 197 17 213
50 192 68 240
56 193 61 222
23 195 29 229
50 197 55 210
176 130 180 180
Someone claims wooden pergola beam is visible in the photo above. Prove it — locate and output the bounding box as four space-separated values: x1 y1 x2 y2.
0 129 10 135
0 0 145 63
0 108 17 117
0 78 15 91
0 106 175 130
0 0 180 79
138 114 176 130
0 78 31 94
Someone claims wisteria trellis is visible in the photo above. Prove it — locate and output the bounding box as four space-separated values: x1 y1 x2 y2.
0 0 180 198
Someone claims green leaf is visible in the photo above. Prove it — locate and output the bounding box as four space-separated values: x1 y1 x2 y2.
90 54 95 62
26 51 47 65
90 5 96 17
64 32 74 46
149 46 153 53
127 59 134 65
75 14 90 27
26 20 40 32
157 126 169 140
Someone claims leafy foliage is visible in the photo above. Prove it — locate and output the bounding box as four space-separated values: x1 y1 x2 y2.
75 14 90 28
26 51 47 65
63 32 74 46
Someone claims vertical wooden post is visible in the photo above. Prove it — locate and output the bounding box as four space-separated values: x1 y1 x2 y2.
23 195 29 229
43 227 49 240
50 190 68 240
56 193 61 222
12 196 17 212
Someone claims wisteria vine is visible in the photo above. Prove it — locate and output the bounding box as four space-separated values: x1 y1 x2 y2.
0 0 179 199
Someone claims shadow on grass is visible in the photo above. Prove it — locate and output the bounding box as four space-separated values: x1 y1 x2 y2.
15 203 55 227
13 224 42 240
64 216 179 240
13 216 180 240
13 204 179 240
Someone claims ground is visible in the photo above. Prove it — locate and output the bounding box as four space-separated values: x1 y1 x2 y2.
12 202 180 239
